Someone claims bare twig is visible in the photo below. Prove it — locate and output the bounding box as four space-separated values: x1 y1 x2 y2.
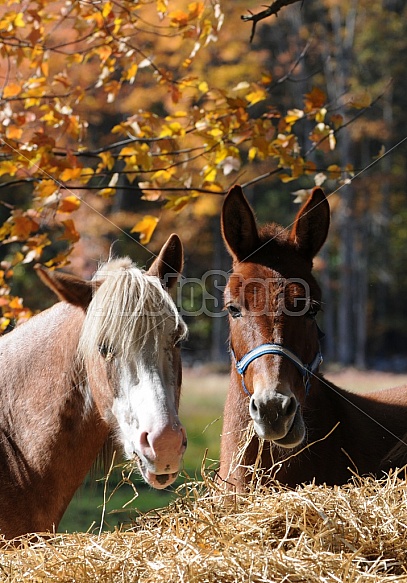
242 0 303 43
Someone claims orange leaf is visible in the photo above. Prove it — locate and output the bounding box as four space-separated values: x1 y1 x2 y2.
3 82 22 98
11 215 39 239
5 125 23 140
58 196 81 213
304 87 326 113
59 219 80 243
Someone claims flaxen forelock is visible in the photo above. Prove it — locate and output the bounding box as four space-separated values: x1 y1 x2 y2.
78 258 187 361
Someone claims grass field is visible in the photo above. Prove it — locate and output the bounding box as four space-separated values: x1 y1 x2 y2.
59 366 407 533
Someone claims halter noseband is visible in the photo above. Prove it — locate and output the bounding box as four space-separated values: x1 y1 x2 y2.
231 342 323 398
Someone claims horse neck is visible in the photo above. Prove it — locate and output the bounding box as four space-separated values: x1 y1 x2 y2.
223 370 407 488
273 374 407 485
0 303 110 534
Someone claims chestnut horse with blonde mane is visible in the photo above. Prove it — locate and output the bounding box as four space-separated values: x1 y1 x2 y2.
219 185 407 490
0 234 187 539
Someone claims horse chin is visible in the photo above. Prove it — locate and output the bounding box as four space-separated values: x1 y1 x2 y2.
254 407 305 449
135 456 179 489
141 467 179 490
272 407 305 449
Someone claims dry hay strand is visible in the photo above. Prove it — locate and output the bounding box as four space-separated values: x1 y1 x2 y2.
1 465 407 583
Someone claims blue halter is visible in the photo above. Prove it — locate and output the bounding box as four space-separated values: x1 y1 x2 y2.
231 342 323 398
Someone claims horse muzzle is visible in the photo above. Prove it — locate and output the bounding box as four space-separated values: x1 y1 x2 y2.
249 391 305 447
134 423 187 489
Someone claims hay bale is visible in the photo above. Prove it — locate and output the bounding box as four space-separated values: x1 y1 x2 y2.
1 470 407 582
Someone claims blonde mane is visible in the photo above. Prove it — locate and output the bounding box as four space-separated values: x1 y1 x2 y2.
78 258 186 361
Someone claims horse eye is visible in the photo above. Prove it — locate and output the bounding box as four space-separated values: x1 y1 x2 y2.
227 303 242 319
98 344 115 361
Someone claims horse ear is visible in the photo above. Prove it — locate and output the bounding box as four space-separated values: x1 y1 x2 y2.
35 265 95 310
221 185 260 262
147 233 183 290
290 187 330 260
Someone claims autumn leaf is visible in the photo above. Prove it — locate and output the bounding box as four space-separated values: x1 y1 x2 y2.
3 82 22 98
285 109 304 125
58 195 81 213
304 87 327 113
131 215 159 244
246 85 267 105
37 180 58 198
59 167 83 182
164 196 190 212
157 0 168 16
97 151 115 171
0 161 18 178
11 215 39 239
58 219 80 243
6 126 23 140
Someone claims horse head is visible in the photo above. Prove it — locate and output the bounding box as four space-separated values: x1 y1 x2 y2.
222 185 330 448
36 234 187 489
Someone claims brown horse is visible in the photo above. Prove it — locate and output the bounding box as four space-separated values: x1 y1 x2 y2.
0 234 187 539
219 185 407 490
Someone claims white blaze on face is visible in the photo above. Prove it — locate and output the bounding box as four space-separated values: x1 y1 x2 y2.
111 330 186 482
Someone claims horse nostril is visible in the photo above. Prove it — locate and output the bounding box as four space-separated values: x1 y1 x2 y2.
282 395 297 417
249 396 259 418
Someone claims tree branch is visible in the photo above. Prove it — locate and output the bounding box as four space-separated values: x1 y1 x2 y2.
242 0 303 42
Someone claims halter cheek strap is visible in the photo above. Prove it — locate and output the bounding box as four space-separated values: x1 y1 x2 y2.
231 343 323 398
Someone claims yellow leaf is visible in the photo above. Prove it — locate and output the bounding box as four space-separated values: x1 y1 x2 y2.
164 196 190 212
102 2 113 18
60 167 83 182
14 12 25 27
58 196 81 213
246 86 267 106
202 166 217 182
130 215 159 244
37 180 57 198
98 151 115 171
157 0 168 14
201 182 223 193
99 187 116 198
159 121 185 138
315 107 327 123
124 62 138 83
285 109 304 124
0 161 17 177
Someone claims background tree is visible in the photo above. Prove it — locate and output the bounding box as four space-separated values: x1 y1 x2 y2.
1 0 406 368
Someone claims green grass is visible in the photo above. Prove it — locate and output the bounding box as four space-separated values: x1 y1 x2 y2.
59 370 229 533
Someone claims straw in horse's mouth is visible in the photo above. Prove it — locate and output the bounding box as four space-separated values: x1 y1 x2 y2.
272 406 304 448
